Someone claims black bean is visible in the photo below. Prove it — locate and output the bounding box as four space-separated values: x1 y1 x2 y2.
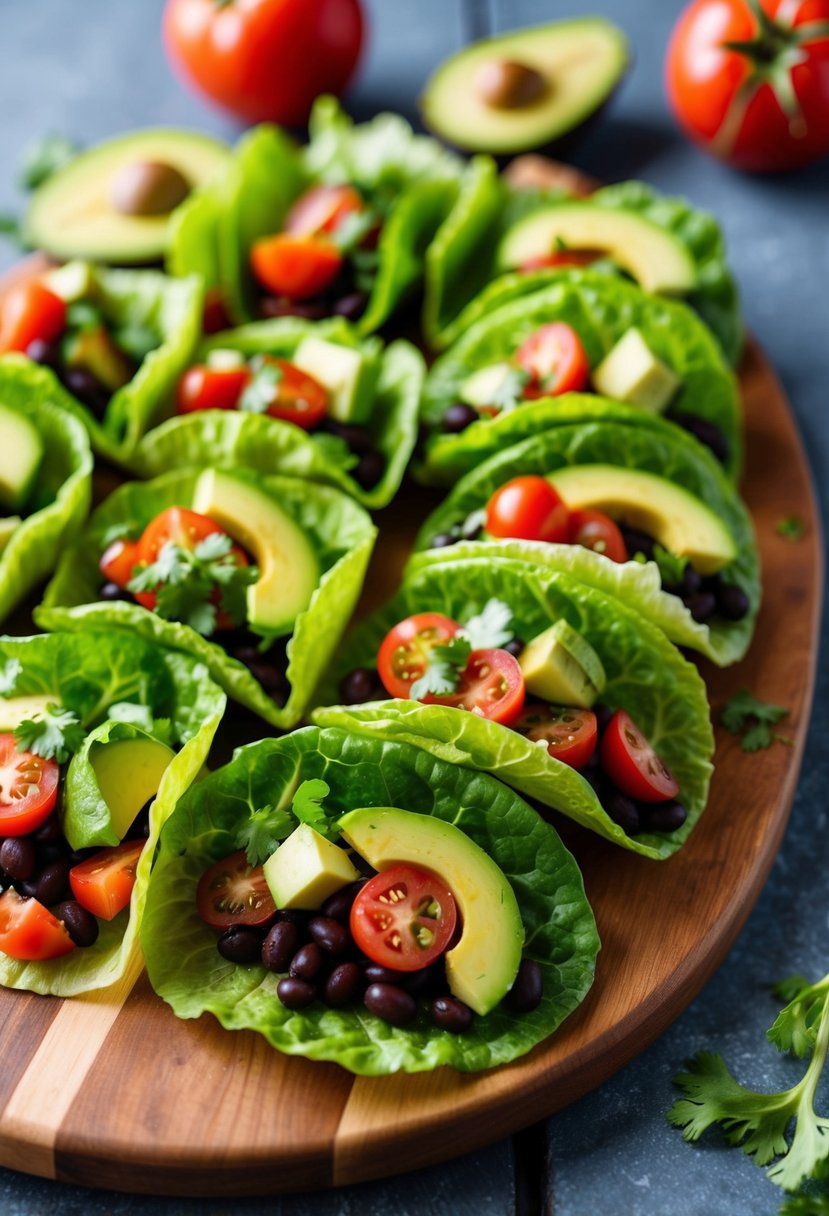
99 580 130 602
324 962 363 1007
593 704 614 736
25 337 62 368
363 963 402 986
504 959 543 1014
28 858 71 906
32 813 62 845
277 976 317 1009
353 450 385 490
261 920 300 973
218 925 263 964
403 964 445 998
618 526 655 562
670 412 730 466
321 881 365 923
604 790 642 835
240 658 288 699
431 996 473 1033
442 403 478 434
55 900 99 948
332 292 367 322
685 591 717 623
125 799 152 840
275 907 310 929
430 532 458 550
681 566 703 598
290 942 325 982
716 583 750 621
339 667 384 705
461 513 486 541
0 837 36 882
502 638 524 658
35 840 67 866
364 982 417 1026
308 916 350 957
324 420 373 455
61 368 110 421
646 801 688 833
260 297 328 322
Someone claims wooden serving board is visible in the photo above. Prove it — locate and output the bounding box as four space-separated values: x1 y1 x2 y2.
0 258 822 1197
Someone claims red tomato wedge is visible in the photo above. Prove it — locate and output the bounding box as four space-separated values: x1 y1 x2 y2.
196 850 277 930
515 322 590 397
485 476 571 543
600 710 680 803
250 234 343 300
377 613 462 700
350 863 457 972
513 704 598 770
0 280 66 354
176 365 251 414
426 648 526 727
99 537 142 588
0 733 59 836
254 356 329 430
285 184 365 237
70 840 145 921
0 890 75 960
568 510 629 563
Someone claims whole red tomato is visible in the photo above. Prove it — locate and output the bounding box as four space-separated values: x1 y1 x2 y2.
163 0 365 127
666 0 829 172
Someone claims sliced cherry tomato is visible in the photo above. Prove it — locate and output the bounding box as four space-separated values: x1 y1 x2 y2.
176 365 251 414
568 509 629 563
377 612 461 700
0 733 59 836
196 849 277 930
426 648 526 727
485 476 571 543
69 840 145 922
136 507 249 626
99 537 142 589
285 184 365 238
254 356 329 430
519 250 603 273
350 862 457 972
0 280 67 354
514 704 598 770
600 709 681 803
0 890 75 960
515 322 590 397
250 234 343 301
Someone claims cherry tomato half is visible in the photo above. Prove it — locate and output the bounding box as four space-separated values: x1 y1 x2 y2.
600 710 680 803
350 862 457 972
376 613 461 700
426 648 526 727
255 356 329 430
202 287 233 335
568 509 629 563
285 184 365 238
0 733 60 837
485 476 571 543
69 840 145 921
513 704 598 770
0 890 75 961
515 323 590 397
519 250 602 273
176 365 251 414
250 234 343 301
196 850 277 930
99 537 142 589
0 280 66 354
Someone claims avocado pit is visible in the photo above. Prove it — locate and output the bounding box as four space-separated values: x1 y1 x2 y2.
475 58 549 110
110 159 191 217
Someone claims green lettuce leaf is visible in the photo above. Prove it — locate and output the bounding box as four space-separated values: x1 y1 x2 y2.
141 725 599 1075
312 556 714 860
0 630 225 997
129 317 424 509
410 413 759 665
419 269 741 482
0 359 92 625
36 469 376 728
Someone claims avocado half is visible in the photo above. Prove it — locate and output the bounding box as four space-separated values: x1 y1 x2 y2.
420 18 629 155
25 128 232 264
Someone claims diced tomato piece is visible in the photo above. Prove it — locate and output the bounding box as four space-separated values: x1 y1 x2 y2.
70 840 145 921
99 537 142 588
0 890 75 960
176 365 251 414
250 234 343 300
0 280 67 353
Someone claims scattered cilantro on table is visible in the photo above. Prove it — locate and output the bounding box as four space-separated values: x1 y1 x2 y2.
722 690 791 751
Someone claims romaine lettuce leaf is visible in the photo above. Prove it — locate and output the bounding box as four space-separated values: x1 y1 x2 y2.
312 556 714 860
129 317 425 509
419 269 741 482
410 415 759 665
36 469 376 728
141 725 599 1075
0 359 92 625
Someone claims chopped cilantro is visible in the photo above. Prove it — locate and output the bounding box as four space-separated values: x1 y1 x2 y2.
330 209 379 254
777 515 806 542
490 367 531 413
722 689 790 752
410 636 471 700
238 357 282 414
651 544 689 587
463 599 514 650
15 704 85 763
127 536 257 637
236 803 295 866
292 778 338 841
0 658 22 696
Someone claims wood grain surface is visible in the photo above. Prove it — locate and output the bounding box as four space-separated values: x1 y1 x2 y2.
0 235 821 1197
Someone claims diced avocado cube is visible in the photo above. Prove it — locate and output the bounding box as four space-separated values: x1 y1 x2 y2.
43 260 96 303
0 404 43 512
291 337 378 425
592 328 681 413
0 694 56 731
519 620 606 707
63 326 134 394
206 348 247 371
263 823 360 910
459 362 514 408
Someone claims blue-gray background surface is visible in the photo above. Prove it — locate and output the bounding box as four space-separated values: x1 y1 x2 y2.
0 2 827 1213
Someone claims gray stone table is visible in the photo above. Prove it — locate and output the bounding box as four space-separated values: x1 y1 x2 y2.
0 1 827 1213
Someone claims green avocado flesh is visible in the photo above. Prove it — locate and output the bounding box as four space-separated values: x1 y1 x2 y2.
420 18 628 153
0 694 56 730
497 204 697 294
339 806 524 1016
90 735 174 841
191 469 320 637
0 403 43 512
547 464 737 574
25 128 232 264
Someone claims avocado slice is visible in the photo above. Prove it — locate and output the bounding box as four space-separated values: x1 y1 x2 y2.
498 204 697 295
592 328 681 413
263 824 361 910
420 18 629 154
191 469 320 637
0 404 43 513
339 806 524 1016
460 362 515 408
90 735 175 841
519 621 606 707
547 464 737 574
63 326 135 394
25 128 232 264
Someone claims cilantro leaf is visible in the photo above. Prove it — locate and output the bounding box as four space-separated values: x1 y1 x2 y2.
330 208 379 254
0 658 23 696
66 300 104 332
239 357 282 414
722 690 790 752
127 538 257 637
14 704 85 763
236 803 295 866
770 976 829 1058
777 515 806 542
194 532 233 563
652 544 689 588
410 636 472 700
463 599 514 650
490 367 531 413
19 133 80 190
292 778 338 840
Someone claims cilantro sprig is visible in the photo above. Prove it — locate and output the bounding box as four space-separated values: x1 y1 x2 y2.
409 600 514 701
490 367 531 413
236 779 336 865
14 705 85 763
238 356 283 415
127 533 257 637
722 690 791 752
